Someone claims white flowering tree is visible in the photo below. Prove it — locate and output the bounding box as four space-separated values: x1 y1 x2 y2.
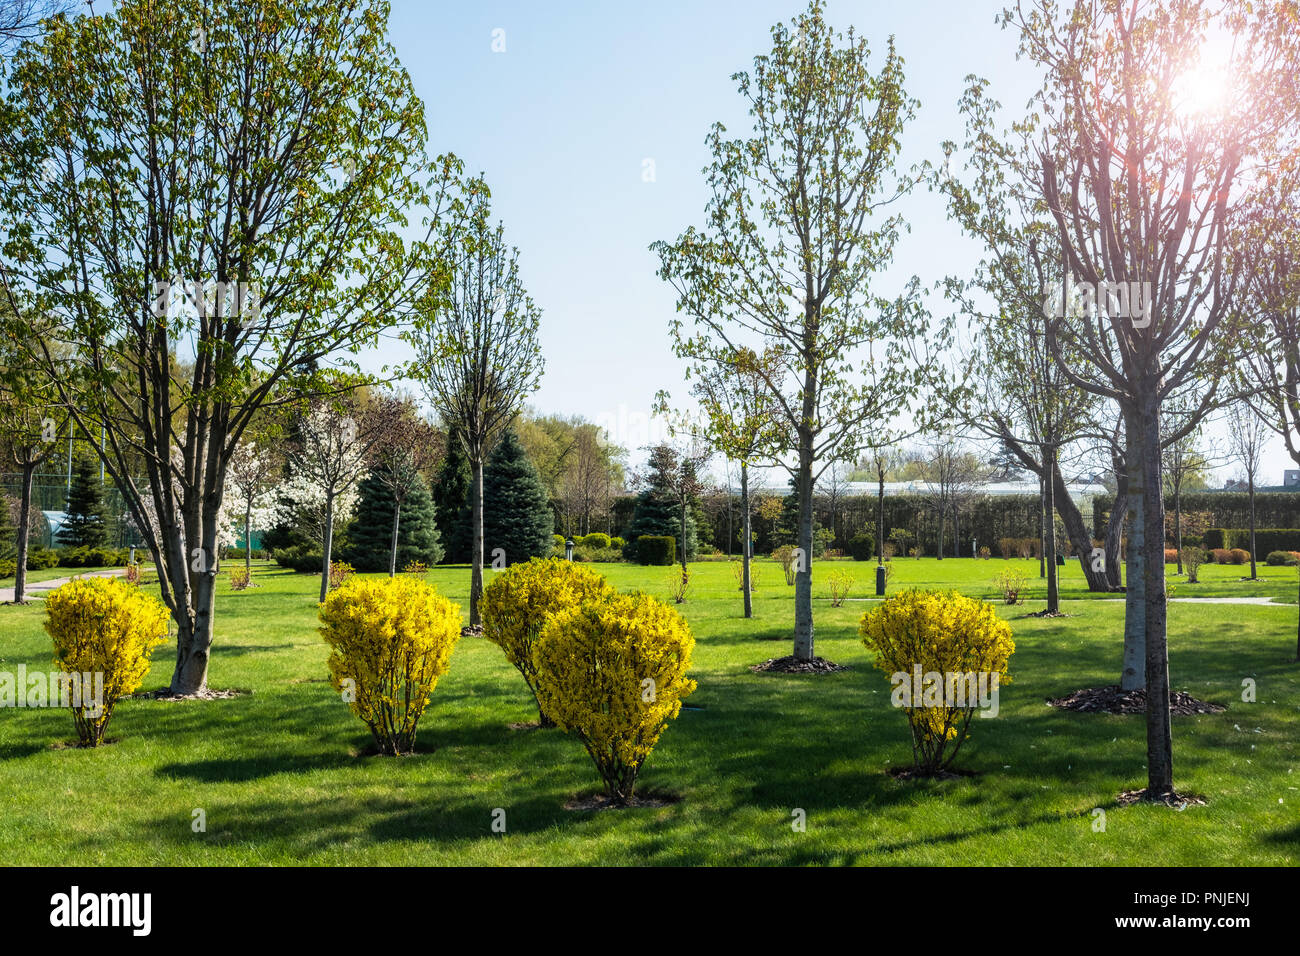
225 439 282 575
283 401 374 602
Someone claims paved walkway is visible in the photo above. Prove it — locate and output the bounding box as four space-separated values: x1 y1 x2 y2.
0 567 128 604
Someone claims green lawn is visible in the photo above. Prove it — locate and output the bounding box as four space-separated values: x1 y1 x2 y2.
0 557 1296 865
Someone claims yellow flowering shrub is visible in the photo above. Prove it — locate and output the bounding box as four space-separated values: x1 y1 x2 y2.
535 591 696 804
481 558 614 727
44 577 170 746
318 575 461 755
859 588 1015 774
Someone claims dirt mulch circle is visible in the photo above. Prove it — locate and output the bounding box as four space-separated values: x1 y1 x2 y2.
133 687 250 702
564 790 682 812
1116 788 1209 809
1047 685 1225 716
750 655 850 674
887 766 979 781
460 625 484 638
1024 609 1070 619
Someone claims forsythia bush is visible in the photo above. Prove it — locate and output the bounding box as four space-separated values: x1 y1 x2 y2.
535 591 696 804
481 558 614 727
860 589 1015 774
44 577 170 746
318 576 461 755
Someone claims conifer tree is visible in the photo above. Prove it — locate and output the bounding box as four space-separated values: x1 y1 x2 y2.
344 466 443 571
57 455 108 548
432 430 472 563
482 430 553 565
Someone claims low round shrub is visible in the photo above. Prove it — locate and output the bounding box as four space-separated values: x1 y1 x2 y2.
859 588 1015 775
610 536 626 550
481 558 615 727
0 558 15 579
43 576 170 746
318 576 462 756
1266 550 1300 566
1210 548 1231 564
1228 548 1250 565
273 545 324 573
580 532 612 549
535 591 696 804
848 531 875 561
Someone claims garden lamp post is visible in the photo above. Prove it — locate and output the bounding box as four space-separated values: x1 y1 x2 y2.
565 537 574 561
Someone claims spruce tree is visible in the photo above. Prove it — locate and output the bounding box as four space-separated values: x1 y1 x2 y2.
482 429 553 565
432 430 472 563
57 455 108 548
343 467 443 572
623 446 698 560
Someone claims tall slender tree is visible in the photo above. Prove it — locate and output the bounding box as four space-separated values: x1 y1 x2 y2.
652 0 947 663
410 188 543 627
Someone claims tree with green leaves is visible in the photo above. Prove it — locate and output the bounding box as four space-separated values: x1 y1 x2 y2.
482 429 553 566
658 346 783 618
0 0 465 693
409 189 544 626
1005 0 1295 799
652 0 947 664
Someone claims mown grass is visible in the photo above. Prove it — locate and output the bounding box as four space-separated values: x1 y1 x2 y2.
0 557 1296 865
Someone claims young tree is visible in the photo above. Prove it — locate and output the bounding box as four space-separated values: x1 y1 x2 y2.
367 394 441 576
0 322 62 602
1007 0 1293 799
659 346 783 617
1227 401 1269 580
285 399 378 602
226 437 282 576
0 0 465 694
410 189 544 626
652 1 945 663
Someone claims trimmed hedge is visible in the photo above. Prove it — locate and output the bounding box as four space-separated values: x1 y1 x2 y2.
637 535 676 566
273 545 325 573
579 532 612 549
1204 528 1300 553
1265 550 1300 566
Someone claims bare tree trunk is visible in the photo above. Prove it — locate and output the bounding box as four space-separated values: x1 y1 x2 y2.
471 457 484 626
876 463 885 564
319 493 335 604
1139 391 1172 796
170 570 217 695
1054 462 1113 591
388 502 402 577
1173 480 1183 575
741 462 752 619
244 504 252 575
1045 444 1059 613
679 493 688 574
1122 409 1147 692
13 462 35 604
793 433 815 661
1038 471 1047 578
1247 476 1258 580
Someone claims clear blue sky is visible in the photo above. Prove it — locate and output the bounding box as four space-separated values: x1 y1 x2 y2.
381 0 1290 487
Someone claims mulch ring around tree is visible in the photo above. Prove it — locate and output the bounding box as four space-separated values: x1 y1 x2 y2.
887 766 979 782
1116 788 1209 809
131 687 251 702
564 790 683 812
1047 685 1225 716
1023 609 1070 619
460 625 484 638
750 655 850 674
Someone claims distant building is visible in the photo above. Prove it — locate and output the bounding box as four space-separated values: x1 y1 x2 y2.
1285 470 1300 489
